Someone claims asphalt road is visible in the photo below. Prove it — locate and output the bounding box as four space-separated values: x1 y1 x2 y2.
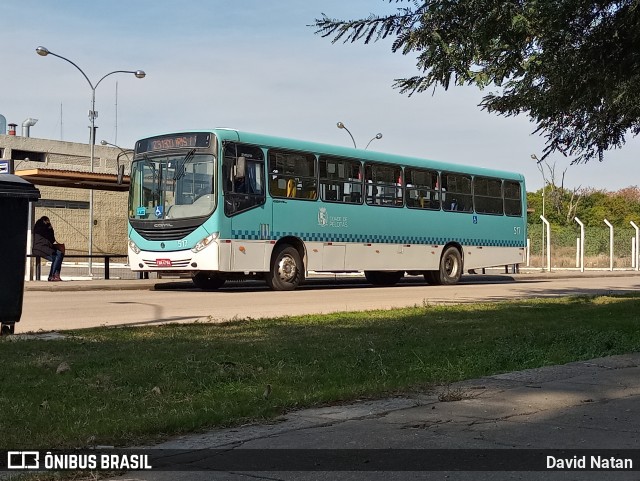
17 272 640 333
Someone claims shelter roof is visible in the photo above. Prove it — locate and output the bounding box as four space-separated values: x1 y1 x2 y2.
16 169 129 192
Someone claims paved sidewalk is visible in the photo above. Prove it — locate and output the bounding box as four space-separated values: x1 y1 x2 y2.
97 353 640 480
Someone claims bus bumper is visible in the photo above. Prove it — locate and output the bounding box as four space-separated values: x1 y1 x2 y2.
127 242 220 272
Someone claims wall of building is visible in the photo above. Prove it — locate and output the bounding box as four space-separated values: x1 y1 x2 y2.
0 134 130 254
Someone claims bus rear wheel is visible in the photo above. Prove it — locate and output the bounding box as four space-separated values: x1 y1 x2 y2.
266 245 304 291
365 270 403 286
438 246 463 285
423 270 441 285
192 271 226 290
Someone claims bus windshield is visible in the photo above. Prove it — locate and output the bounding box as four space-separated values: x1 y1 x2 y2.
128 152 215 220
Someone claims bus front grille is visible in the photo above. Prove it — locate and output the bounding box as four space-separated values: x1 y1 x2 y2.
135 225 198 241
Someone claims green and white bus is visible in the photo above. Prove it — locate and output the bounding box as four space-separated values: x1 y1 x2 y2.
127 129 527 290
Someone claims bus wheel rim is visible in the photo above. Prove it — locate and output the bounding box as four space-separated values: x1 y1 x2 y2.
445 255 458 277
277 255 297 282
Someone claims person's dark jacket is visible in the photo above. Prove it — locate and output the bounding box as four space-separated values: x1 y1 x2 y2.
32 219 56 258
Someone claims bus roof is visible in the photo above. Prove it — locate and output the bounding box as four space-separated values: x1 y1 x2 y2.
156 128 526 182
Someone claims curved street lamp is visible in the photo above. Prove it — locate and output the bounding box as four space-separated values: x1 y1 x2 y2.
336 121 357 148
337 122 383 150
36 46 145 275
100 140 133 185
365 133 383 150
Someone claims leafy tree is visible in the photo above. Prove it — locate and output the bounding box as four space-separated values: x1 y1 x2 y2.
314 1 640 164
528 186 640 226
576 189 609 225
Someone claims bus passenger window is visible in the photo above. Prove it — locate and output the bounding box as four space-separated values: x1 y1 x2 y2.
442 172 472 213
268 149 316 201
364 162 402 207
474 176 503 215
319 155 362 204
504 180 523 216
405 168 440 210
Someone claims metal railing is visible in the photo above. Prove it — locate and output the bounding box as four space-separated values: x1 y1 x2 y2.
27 254 128 280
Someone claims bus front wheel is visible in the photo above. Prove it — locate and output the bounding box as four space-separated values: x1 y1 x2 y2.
438 246 463 285
192 271 226 290
266 245 304 291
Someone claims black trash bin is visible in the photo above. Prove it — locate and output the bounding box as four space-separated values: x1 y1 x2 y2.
0 175 40 335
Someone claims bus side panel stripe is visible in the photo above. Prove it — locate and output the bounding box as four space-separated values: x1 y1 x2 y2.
231 230 525 248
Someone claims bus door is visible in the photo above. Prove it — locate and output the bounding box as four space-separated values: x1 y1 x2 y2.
223 144 269 271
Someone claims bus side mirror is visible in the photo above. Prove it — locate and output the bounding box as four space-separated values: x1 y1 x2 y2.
234 156 246 179
117 164 125 185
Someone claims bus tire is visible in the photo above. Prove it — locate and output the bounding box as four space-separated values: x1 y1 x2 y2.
423 270 441 285
438 246 463 285
365 270 403 286
192 271 226 290
364 271 379 284
266 245 304 291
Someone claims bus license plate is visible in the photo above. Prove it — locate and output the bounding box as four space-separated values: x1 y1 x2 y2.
156 259 172 267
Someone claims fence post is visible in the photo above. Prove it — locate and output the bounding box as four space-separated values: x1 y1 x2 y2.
574 217 585 272
526 238 530 266
540 215 551 272
631 222 640 271
604 219 614 271
633 237 637 269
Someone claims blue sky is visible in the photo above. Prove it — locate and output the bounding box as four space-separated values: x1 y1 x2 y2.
2 0 638 191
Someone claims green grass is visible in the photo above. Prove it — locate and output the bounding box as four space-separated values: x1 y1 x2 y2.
2 294 640 449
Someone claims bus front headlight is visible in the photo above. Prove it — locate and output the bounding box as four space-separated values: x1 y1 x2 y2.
192 232 219 253
128 239 141 254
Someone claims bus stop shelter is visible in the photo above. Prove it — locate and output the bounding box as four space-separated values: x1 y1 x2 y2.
14 168 129 279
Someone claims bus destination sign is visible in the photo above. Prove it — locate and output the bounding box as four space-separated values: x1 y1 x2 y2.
136 133 210 154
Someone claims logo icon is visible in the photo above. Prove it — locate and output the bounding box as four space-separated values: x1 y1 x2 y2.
318 207 328 227
155 205 163 218
7 451 40 469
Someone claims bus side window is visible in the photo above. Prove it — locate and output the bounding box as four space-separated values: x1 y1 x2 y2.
319 156 362 204
441 172 471 212
223 142 266 216
268 149 316 200
405 168 440 210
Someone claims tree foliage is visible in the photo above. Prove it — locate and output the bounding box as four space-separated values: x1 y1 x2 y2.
314 1 640 164
528 185 640 226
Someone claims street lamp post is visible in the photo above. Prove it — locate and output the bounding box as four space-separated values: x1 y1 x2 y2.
336 122 356 148
100 140 132 185
531 154 546 268
36 46 145 276
336 122 383 150
365 133 383 150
